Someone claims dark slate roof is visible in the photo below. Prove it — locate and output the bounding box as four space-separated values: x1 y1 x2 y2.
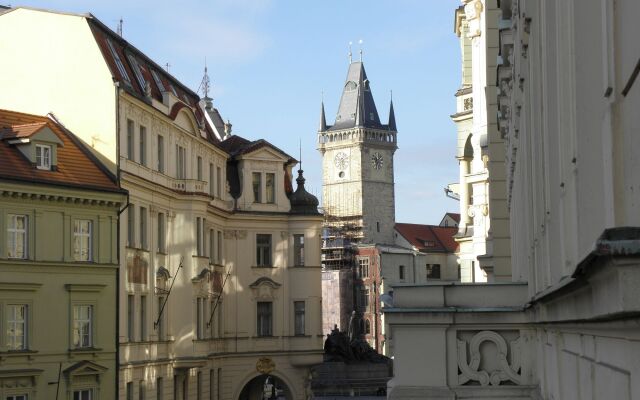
219 135 295 162
328 62 384 131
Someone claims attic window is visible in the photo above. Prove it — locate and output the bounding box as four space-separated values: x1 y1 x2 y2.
422 240 435 247
168 83 178 97
126 54 147 91
106 39 131 84
345 81 357 91
35 144 52 170
151 70 166 92
369 112 374 121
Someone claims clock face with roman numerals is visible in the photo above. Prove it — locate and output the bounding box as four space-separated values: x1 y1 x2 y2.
334 152 349 170
371 152 383 170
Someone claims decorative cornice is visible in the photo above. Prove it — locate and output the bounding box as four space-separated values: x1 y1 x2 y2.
0 282 42 292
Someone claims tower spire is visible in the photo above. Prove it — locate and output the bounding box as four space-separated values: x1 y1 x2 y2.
198 59 213 110
388 92 397 131
319 100 327 132
348 41 353 64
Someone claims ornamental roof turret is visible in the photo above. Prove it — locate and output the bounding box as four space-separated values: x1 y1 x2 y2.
289 169 319 215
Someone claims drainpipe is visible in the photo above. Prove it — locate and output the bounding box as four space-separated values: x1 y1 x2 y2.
114 80 121 399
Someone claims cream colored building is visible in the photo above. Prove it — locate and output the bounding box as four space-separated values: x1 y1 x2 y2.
387 0 640 399
0 109 126 400
0 7 323 400
449 1 512 283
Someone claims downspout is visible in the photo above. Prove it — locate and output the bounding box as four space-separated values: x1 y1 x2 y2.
114 81 121 398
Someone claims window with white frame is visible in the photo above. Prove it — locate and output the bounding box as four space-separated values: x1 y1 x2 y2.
72 305 92 348
73 388 93 400
7 214 28 259
151 70 165 92
357 257 369 278
294 301 305 336
293 234 304 266
6 394 28 400
256 234 271 267
73 220 92 262
35 144 52 170
7 304 28 350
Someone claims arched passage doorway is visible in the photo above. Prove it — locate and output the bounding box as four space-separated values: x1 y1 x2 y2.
238 374 293 400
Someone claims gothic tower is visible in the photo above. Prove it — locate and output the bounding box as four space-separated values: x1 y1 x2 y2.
318 60 397 245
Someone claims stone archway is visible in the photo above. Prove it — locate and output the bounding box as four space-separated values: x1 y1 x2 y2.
238 374 293 400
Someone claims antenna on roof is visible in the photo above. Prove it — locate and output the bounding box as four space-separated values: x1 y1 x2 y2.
359 39 363 62
299 138 302 172
348 42 353 64
117 18 123 37
198 58 212 102
165 62 171 73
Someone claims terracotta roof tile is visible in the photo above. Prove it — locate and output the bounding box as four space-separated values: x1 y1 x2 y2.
0 109 121 192
0 122 48 139
395 223 458 253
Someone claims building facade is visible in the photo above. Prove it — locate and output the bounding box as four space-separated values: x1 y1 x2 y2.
0 109 125 400
0 7 323 400
386 0 640 399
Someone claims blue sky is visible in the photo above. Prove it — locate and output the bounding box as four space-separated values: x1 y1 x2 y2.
18 0 461 224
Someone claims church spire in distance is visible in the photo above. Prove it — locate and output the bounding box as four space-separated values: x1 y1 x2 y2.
388 92 397 131
319 100 327 132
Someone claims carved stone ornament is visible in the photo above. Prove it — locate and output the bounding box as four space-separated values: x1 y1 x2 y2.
457 331 523 386
256 357 275 374
464 0 484 37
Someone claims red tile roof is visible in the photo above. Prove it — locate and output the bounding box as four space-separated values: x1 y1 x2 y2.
0 109 122 193
0 122 48 139
395 223 458 253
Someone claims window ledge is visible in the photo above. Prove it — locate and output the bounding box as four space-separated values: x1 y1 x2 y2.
252 265 276 269
192 255 209 260
0 349 38 356
69 347 102 353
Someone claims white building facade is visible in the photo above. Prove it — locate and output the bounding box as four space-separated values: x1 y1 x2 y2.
386 0 640 399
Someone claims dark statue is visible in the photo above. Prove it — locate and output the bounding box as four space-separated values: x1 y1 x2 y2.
323 323 389 364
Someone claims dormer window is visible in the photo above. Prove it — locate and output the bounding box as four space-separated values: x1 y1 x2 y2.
36 144 52 170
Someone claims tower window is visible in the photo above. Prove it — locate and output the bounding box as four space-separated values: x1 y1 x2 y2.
376 222 380 232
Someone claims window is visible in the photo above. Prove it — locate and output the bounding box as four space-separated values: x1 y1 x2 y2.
7 304 27 350
399 265 405 280
127 295 135 342
196 217 204 256
256 234 271 267
196 297 205 339
209 163 215 196
216 167 222 197
140 295 147 341
127 54 146 91
176 145 186 179
357 257 369 278
376 221 380 232
197 156 203 181
294 301 305 336
157 213 166 253
126 382 133 400
365 319 371 334
209 229 215 263
356 286 368 310
252 172 262 202
35 144 52 170
293 234 304 266
151 70 165 92
6 395 28 400
140 207 148 250
157 135 165 173
217 231 223 263
427 264 441 280
139 380 146 400
74 389 93 400
73 305 92 348
156 377 163 400
73 220 92 261
265 173 275 203
127 206 135 247
197 371 202 400
127 119 135 160
106 38 131 83
157 296 165 341
209 370 214 400
7 214 28 259
140 125 147 166
256 302 272 336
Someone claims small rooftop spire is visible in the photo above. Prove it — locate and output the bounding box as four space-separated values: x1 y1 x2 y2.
117 18 123 37
359 39 363 62
198 59 213 110
319 100 327 132
299 138 302 171
348 41 353 64
388 92 397 131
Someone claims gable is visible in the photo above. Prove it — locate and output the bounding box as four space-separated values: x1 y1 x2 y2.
175 109 199 135
241 146 289 163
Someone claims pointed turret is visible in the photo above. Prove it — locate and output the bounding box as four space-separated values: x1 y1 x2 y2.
330 62 382 131
319 101 327 132
289 170 319 215
388 98 397 131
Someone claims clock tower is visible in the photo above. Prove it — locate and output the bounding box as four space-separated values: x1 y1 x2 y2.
318 60 397 245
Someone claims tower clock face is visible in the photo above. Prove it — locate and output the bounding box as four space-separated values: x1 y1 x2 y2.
371 152 384 170
334 152 349 170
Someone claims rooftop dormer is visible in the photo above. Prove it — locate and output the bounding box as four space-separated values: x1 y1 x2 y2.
0 122 64 171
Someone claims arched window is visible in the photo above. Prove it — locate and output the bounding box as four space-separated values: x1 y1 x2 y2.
365 319 371 334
